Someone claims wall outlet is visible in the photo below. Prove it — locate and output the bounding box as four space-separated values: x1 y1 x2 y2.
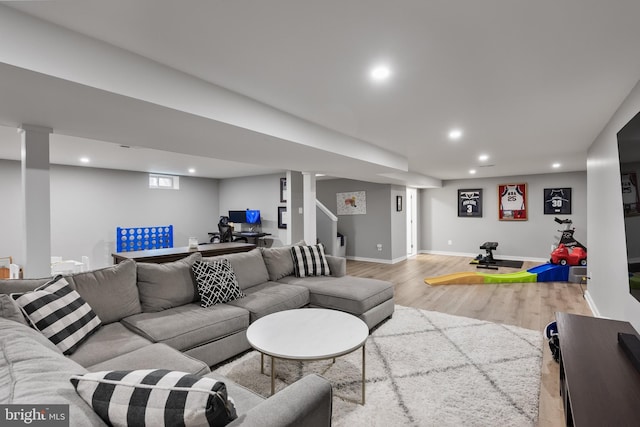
447 240 452 245
376 244 382 251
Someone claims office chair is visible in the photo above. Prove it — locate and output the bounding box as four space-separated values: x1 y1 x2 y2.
218 216 248 243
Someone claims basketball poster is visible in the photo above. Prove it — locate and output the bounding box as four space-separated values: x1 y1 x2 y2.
498 183 527 220
544 187 572 215
458 189 483 217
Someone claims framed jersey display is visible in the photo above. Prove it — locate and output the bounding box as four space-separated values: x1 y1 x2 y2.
458 189 483 217
544 187 572 215
498 183 527 220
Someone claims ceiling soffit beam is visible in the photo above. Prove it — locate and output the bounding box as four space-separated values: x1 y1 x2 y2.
0 4 407 172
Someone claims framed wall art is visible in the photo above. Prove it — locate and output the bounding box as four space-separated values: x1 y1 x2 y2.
498 183 527 220
337 191 367 215
396 195 403 212
278 206 287 229
458 189 483 217
543 187 572 215
280 177 287 203
622 172 640 216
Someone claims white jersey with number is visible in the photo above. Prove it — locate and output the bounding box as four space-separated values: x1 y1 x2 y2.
501 185 524 211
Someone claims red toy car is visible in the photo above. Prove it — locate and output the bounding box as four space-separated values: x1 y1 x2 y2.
550 244 587 266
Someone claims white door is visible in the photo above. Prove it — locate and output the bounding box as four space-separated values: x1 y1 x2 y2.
406 188 417 256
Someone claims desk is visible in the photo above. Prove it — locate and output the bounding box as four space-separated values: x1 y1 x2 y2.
208 231 271 245
112 242 255 264
556 312 640 426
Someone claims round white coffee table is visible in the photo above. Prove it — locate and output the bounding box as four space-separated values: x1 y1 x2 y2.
246 308 369 404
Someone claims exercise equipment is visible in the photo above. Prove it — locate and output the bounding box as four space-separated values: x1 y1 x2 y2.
474 241 499 270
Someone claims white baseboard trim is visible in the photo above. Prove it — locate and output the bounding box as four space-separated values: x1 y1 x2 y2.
418 249 548 264
583 290 601 317
346 255 407 264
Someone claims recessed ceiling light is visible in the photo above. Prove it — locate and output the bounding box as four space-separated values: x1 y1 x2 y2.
552 163 561 169
79 157 90 164
315 173 326 177
188 168 196 174
478 154 489 162
370 65 391 81
448 129 463 140
469 169 477 175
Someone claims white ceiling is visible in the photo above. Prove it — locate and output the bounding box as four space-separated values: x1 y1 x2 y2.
2 0 640 185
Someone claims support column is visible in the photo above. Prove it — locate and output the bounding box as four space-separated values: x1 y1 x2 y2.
302 172 317 245
19 124 53 278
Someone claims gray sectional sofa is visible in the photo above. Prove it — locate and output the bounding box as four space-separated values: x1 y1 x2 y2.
0 245 394 426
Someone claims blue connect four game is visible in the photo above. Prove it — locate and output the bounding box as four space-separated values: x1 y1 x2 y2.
116 225 173 252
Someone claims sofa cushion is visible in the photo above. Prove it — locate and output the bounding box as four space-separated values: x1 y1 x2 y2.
0 318 107 426
70 369 237 426
205 372 264 415
121 303 250 352
291 244 331 278
137 252 201 312
0 293 27 325
193 260 245 307
0 278 49 294
260 246 295 281
203 249 269 290
226 282 309 322
88 343 211 377
259 240 307 281
278 276 394 316
65 259 141 324
12 276 102 355
68 321 153 368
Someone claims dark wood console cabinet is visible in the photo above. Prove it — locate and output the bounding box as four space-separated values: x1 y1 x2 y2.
556 312 640 426
112 242 255 264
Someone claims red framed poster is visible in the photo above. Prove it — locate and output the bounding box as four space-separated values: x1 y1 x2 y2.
498 183 527 220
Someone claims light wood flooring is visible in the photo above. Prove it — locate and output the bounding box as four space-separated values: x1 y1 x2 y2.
346 253 592 427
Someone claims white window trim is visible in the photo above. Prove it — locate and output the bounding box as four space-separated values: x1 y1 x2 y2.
149 174 180 190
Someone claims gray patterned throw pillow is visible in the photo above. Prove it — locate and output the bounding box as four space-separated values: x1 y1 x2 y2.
192 260 245 307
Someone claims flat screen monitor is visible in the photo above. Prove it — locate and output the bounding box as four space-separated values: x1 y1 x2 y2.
246 210 261 224
228 210 246 223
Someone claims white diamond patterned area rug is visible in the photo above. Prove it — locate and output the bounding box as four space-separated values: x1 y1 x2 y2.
213 305 543 427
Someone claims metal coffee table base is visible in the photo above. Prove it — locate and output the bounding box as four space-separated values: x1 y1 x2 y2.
259 344 366 405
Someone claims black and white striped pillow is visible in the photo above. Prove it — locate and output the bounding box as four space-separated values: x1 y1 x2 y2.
291 243 331 278
70 370 237 427
12 276 101 355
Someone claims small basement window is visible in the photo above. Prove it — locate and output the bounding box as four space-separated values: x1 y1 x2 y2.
149 174 180 190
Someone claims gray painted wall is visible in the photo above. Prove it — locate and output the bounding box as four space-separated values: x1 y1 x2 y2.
391 185 407 261
288 171 305 245
587 79 640 328
420 171 587 260
0 160 22 264
317 179 398 262
218 173 287 246
0 160 219 269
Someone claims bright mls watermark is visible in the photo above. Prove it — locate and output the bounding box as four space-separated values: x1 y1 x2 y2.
0 405 69 426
